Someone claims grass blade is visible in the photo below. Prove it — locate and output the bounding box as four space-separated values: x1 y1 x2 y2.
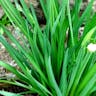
59 49 69 95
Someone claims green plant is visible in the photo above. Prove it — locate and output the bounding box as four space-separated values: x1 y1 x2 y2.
0 91 21 96
0 14 10 25
0 0 96 96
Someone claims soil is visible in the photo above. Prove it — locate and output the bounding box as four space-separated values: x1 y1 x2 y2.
0 85 37 96
0 0 96 95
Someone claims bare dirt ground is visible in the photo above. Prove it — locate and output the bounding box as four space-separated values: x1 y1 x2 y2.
0 0 96 95
1 0 96 78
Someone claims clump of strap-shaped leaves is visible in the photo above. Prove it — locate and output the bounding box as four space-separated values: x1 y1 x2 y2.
0 0 96 96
